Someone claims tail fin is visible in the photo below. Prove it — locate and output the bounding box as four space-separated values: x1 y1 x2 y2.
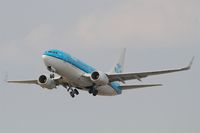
110 48 126 73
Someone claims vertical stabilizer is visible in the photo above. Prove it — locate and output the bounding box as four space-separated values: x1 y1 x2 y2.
110 48 126 73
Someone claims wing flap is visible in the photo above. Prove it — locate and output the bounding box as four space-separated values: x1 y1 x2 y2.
120 84 162 90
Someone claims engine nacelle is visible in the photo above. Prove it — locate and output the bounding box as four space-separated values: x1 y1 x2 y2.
90 71 109 85
37 75 56 89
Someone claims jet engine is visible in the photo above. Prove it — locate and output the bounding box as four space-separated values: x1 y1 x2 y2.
90 71 109 85
37 75 56 89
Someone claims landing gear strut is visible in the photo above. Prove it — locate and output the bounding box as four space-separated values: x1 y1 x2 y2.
48 66 55 79
50 73 55 79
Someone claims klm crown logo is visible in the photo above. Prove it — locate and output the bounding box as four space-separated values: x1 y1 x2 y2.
115 64 122 73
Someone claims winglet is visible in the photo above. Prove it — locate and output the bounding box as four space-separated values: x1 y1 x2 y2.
187 56 195 70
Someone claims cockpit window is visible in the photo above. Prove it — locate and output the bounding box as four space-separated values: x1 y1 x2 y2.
48 51 58 54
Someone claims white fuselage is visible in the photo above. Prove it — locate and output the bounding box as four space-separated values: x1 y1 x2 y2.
42 55 118 96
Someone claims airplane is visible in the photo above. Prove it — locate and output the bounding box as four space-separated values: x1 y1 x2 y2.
7 49 194 98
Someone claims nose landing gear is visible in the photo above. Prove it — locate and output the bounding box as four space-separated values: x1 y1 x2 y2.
50 73 55 79
47 66 56 79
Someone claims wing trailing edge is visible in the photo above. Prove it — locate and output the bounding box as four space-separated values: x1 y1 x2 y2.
120 84 162 90
107 57 194 82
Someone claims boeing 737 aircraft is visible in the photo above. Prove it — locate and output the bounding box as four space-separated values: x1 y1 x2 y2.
8 49 193 98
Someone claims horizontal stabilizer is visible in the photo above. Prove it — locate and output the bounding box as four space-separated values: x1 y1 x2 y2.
120 84 162 90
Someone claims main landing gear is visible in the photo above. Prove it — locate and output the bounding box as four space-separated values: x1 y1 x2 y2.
88 88 98 96
65 86 79 98
69 89 79 98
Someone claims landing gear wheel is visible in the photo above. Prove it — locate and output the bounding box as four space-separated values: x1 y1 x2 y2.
93 90 98 96
74 89 79 95
70 91 75 98
50 73 55 79
88 88 93 94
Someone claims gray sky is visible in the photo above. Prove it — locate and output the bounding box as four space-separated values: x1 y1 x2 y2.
0 0 199 133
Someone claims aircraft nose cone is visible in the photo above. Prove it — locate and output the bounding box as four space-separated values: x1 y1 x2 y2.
42 55 49 65
42 55 47 60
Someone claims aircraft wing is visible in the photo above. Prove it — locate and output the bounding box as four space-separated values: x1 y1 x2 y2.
120 84 162 90
7 80 38 84
107 57 194 82
7 77 62 85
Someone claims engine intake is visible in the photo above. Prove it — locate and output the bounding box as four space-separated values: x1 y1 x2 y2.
37 75 56 89
39 75 47 84
90 71 109 85
91 71 100 80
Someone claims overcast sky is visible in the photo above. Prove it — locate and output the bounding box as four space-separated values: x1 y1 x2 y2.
0 0 199 133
